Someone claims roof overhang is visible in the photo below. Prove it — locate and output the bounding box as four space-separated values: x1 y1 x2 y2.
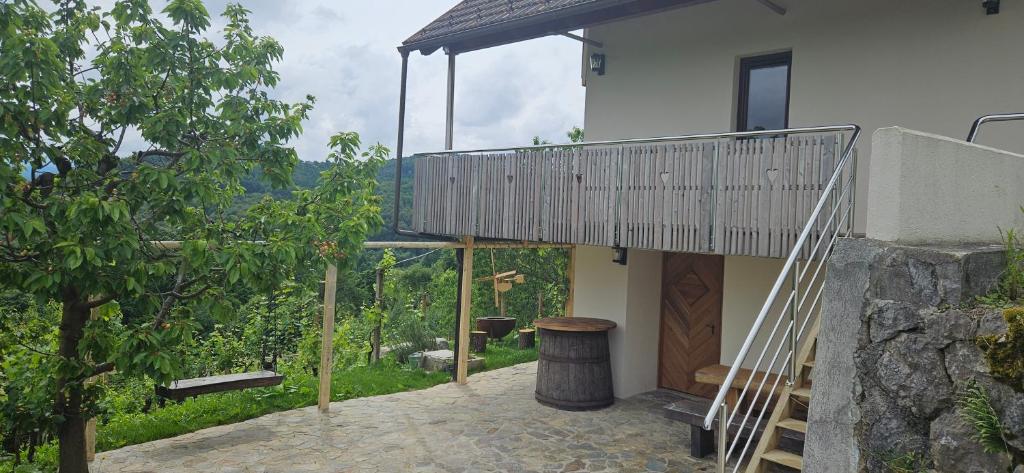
400 0 715 55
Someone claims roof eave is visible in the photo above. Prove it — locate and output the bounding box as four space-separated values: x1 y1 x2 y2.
399 0 711 55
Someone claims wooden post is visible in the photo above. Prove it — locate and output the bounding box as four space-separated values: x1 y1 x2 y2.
537 291 544 319
370 267 383 364
318 263 338 412
565 246 576 317
456 236 474 384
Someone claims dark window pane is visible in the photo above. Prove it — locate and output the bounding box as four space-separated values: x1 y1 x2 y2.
745 64 789 131
737 53 791 133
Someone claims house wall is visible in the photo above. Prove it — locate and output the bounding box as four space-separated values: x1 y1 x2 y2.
721 255 786 369
572 245 661 398
572 247 794 397
582 0 1024 231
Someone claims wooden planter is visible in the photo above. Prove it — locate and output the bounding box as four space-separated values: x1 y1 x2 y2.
533 317 616 411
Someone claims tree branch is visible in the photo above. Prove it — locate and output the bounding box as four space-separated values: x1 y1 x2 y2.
90 362 115 377
135 149 185 163
152 264 188 329
85 294 116 309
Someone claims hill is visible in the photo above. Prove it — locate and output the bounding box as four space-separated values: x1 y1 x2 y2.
235 158 414 241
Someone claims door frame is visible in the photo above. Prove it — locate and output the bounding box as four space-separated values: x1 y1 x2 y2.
656 252 725 397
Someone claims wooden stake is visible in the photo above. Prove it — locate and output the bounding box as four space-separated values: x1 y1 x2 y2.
318 263 338 412
565 246 576 317
456 236 475 384
370 267 383 364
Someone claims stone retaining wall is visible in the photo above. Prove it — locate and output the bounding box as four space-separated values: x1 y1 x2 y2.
804 238 1023 473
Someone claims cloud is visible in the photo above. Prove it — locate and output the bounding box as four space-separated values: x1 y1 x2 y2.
64 1 586 160
206 1 586 159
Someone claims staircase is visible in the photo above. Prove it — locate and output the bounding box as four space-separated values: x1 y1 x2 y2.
745 319 818 472
702 125 861 473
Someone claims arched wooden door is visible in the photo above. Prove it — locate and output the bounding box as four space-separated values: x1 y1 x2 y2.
658 252 723 398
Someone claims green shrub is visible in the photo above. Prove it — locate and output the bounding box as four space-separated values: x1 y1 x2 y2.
977 224 1024 307
1001 227 1024 301
878 450 929 473
958 380 1009 455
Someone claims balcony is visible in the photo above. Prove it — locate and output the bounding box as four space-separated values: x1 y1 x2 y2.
408 126 857 258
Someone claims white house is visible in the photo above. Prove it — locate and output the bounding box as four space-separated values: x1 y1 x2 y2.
392 1 1024 470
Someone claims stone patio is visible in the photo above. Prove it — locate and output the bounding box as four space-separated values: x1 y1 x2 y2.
92 362 714 472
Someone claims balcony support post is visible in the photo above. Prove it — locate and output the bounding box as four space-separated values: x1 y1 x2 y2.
456 236 475 384
445 50 456 150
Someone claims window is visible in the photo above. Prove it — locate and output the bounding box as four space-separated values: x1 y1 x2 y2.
737 52 791 132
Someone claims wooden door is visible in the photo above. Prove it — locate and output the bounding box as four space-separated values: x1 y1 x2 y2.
658 252 724 397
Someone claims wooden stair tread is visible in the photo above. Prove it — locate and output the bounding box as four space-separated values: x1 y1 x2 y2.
791 387 812 399
762 449 803 470
694 364 786 395
776 417 807 434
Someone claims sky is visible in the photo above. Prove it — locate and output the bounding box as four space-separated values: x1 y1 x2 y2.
169 1 588 161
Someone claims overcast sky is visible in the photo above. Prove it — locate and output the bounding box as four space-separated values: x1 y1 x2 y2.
184 1 587 161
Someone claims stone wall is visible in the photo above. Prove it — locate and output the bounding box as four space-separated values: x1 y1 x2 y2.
805 238 1024 473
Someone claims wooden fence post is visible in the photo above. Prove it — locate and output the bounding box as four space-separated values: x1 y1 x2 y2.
318 263 338 412
565 246 576 317
456 236 475 384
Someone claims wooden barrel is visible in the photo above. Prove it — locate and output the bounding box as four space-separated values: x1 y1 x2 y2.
534 317 617 411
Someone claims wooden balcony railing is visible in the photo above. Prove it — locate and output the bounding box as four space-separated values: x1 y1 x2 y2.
409 127 856 258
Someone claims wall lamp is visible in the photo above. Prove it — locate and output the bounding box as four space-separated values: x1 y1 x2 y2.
590 53 606 76
612 246 627 265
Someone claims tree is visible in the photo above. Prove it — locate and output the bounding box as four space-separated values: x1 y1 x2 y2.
0 1 384 471
531 125 584 146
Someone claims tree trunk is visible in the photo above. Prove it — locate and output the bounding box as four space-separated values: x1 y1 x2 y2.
470 331 488 353
56 292 91 473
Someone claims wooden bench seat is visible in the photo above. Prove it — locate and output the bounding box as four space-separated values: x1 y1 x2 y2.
663 394 804 459
695 364 787 410
155 370 284 402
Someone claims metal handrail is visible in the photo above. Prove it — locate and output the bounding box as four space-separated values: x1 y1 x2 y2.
967 113 1024 143
416 124 860 156
702 125 861 434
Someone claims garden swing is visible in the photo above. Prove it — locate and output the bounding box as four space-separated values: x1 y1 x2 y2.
155 289 285 403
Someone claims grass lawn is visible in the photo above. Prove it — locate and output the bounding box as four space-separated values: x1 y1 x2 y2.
2 337 537 472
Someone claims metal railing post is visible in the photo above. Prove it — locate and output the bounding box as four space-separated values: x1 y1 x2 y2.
717 401 728 473
848 150 857 236
788 261 800 385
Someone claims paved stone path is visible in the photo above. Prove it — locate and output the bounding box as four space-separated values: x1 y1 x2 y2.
93 362 714 472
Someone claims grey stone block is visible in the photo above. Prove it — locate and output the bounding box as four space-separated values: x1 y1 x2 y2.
805 238 1021 473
